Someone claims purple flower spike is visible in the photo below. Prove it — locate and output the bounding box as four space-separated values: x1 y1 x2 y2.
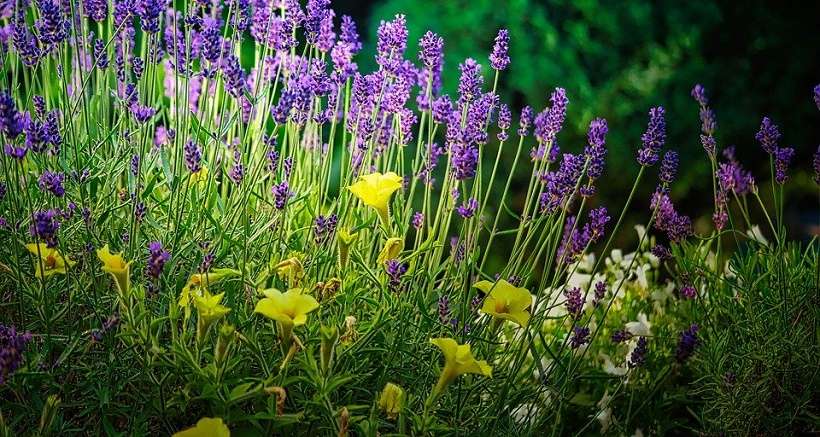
658 150 679 191
773 146 794 184
418 31 444 71
489 29 510 71
628 337 648 368
754 116 780 155
813 84 820 111
456 198 478 218
30 209 61 248
675 324 699 363
0 324 32 385
637 106 666 166
564 287 583 320
146 241 170 280
813 145 820 185
376 14 408 74
534 88 569 145
38 171 65 197
412 211 424 230
184 140 202 173
271 180 294 210
570 326 589 349
385 259 407 290
457 58 483 104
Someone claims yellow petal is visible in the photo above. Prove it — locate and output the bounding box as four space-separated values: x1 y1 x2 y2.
173 417 230 437
430 337 459 362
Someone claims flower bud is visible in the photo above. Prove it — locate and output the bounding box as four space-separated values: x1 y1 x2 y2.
320 325 339 373
378 383 405 420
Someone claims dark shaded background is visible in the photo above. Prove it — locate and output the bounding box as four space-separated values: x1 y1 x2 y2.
342 0 820 245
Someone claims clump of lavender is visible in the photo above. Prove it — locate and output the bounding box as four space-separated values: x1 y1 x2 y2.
636 106 666 166
1 324 32 385
675 324 700 363
145 241 170 281
38 171 65 197
488 29 510 71
628 337 648 368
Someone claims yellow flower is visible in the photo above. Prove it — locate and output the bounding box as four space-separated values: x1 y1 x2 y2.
193 289 231 325
378 382 405 420
26 243 75 278
96 245 131 297
474 279 533 327
173 417 230 437
347 172 403 227
187 166 210 187
377 237 404 266
274 257 304 287
178 268 240 308
429 338 492 401
254 288 320 343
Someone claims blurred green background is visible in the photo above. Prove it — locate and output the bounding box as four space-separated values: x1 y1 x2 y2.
335 0 820 244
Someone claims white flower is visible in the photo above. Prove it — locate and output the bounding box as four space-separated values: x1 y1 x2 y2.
595 391 615 433
746 225 769 247
512 403 540 426
600 353 628 376
634 263 651 290
625 312 652 337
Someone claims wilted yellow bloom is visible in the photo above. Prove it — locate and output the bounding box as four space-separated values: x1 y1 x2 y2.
347 172 403 227
173 417 230 437
96 245 131 297
377 237 404 265
254 288 320 343
474 279 532 327
274 257 304 286
429 338 492 401
378 382 405 420
26 243 75 278
178 268 240 308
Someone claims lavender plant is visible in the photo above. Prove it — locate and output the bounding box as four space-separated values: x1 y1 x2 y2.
0 1 816 435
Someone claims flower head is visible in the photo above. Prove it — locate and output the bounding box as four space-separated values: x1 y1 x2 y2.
637 106 666 166
193 289 231 332
173 417 230 437
0 324 32 385
489 29 510 71
378 383 405 420
26 243 75 278
474 279 532 327
347 172 403 227
97 245 131 297
178 268 241 309
429 337 492 400
755 116 780 155
675 324 699 362
255 288 320 341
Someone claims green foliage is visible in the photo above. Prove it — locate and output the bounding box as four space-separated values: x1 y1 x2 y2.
681 241 819 434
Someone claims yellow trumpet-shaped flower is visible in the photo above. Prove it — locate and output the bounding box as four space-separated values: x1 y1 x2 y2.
347 172 403 227
378 382 405 420
26 243 75 278
254 288 320 343
274 257 304 286
178 268 241 308
474 279 533 327
96 245 132 297
377 237 404 266
429 338 492 401
173 417 230 437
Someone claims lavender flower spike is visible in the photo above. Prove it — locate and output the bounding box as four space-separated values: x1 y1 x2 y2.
637 106 666 166
489 29 510 71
